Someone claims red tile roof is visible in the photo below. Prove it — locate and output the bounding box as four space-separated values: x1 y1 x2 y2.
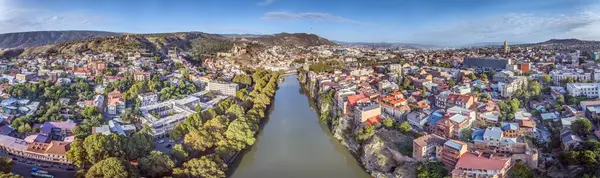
455 153 510 171
347 94 367 107
365 116 381 126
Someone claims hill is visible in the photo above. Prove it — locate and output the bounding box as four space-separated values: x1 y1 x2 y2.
17 32 230 58
0 31 120 49
335 41 439 49
7 32 334 59
238 33 336 47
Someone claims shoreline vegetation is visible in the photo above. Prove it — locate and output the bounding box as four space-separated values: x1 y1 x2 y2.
65 68 283 178
297 69 420 178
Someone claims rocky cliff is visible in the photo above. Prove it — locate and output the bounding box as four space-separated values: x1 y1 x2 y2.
299 70 418 178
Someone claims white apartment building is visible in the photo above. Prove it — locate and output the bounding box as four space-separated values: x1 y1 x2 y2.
498 76 528 98
138 93 159 107
593 69 600 82
389 64 403 73
566 83 600 98
550 68 592 85
207 82 239 96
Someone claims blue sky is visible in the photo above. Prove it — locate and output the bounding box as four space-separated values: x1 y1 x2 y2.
1 0 599 46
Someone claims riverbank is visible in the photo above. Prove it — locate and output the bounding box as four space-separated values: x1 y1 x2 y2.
297 70 418 178
230 74 369 178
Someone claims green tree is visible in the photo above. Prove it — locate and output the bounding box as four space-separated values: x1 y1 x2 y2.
579 150 598 167
402 77 412 89
82 134 125 164
382 118 395 128
542 74 552 84
398 121 412 134
556 95 565 105
507 160 534 178
172 155 228 178
572 119 593 135
82 106 101 119
124 131 155 161
461 129 473 141
447 79 456 88
184 129 217 152
66 139 89 168
232 74 252 87
138 151 175 178
0 157 13 173
358 125 376 142
0 172 22 178
171 144 189 163
85 157 139 178
416 162 447 178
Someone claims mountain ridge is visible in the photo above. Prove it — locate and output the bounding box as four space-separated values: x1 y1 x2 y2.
0 30 121 49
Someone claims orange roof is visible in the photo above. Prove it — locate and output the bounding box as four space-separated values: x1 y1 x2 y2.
365 116 381 126
457 95 472 104
26 141 70 155
347 94 366 107
519 120 536 128
455 153 510 171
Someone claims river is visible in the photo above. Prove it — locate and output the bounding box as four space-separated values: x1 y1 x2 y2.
231 75 369 178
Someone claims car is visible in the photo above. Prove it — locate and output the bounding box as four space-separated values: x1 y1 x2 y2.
157 139 165 144
66 168 74 171
166 144 172 149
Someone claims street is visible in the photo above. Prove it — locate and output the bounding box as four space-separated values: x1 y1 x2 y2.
10 160 75 178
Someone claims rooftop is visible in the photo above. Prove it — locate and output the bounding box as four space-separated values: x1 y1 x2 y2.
455 153 510 170
444 140 466 151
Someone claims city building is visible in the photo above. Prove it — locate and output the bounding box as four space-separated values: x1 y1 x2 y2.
440 140 468 169
462 57 511 70
353 102 382 126
139 94 227 139
498 76 528 98
107 90 126 115
550 68 592 85
413 134 447 161
138 93 159 107
451 153 511 178
0 134 72 168
207 81 239 96
566 83 600 98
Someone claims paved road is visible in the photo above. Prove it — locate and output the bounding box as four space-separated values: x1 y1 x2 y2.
10 160 75 178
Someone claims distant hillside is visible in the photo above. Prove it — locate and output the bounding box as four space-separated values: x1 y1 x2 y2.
537 39 598 45
238 33 336 47
17 32 231 58
0 31 120 49
335 41 439 49
3 31 334 59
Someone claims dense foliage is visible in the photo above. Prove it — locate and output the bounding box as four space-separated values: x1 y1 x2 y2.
168 68 281 177
416 162 447 178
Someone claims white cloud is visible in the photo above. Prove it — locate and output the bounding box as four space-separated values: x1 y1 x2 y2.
0 0 106 33
257 0 276 6
263 11 364 24
412 9 600 45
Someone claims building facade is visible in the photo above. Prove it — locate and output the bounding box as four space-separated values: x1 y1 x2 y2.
207 82 239 96
566 83 600 98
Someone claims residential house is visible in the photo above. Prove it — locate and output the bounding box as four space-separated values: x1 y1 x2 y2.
413 134 447 161
451 153 511 178
107 90 126 115
440 140 468 169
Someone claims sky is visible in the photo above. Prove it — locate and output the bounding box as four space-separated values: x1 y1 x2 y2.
1 0 600 46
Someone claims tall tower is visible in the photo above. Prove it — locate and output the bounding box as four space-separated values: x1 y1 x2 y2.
504 40 510 54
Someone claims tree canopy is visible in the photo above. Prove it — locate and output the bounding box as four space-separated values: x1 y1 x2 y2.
85 157 139 178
